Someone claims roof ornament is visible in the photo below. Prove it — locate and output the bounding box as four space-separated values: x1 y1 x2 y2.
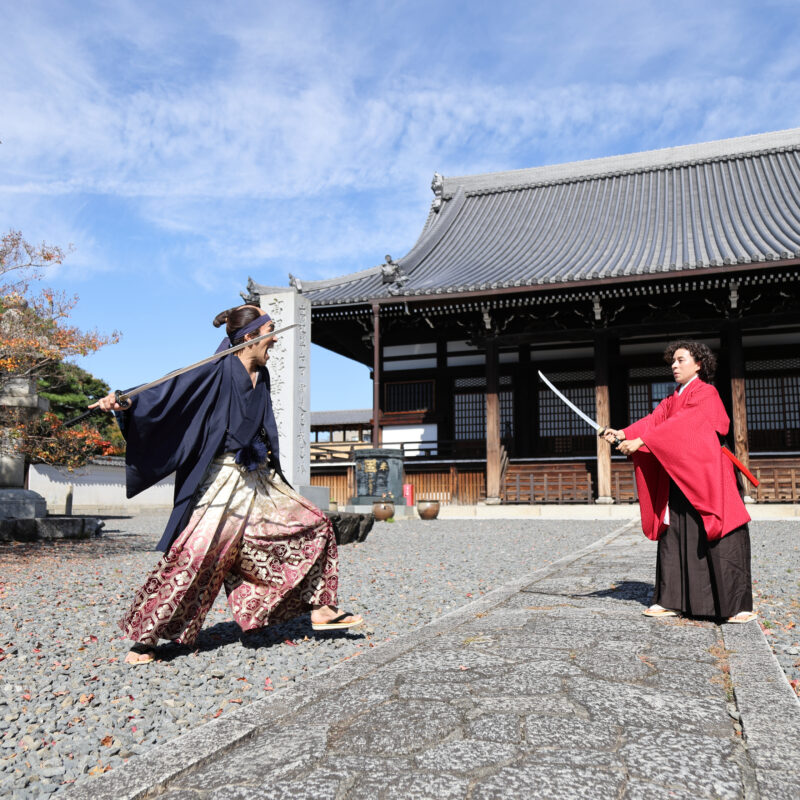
239 276 261 305
381 255 409 295
431 172 444 212
289 273 304 293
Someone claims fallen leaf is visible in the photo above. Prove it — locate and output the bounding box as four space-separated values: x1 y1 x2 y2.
101 736 113 747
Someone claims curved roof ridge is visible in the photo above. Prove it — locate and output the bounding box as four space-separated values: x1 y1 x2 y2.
442 128 800 198
284 265 383 292
397 187 468 272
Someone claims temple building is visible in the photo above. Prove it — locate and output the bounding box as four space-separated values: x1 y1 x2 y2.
246 128 800 506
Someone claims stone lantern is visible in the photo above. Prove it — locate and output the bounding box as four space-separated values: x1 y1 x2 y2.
0 376 49 517
0 376 102 540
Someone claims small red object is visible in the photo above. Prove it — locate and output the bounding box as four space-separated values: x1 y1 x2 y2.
402 483 414 506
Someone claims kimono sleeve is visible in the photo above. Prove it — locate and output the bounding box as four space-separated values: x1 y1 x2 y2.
122 361 226 497
639 384 747 539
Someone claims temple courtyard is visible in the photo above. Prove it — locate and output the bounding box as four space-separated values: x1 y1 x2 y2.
0 515 798 799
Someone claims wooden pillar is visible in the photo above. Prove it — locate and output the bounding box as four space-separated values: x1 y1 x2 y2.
517 344 531 456
371 303 381 446
485 339 501 503
435 338 449 445
595 334 613 504
728 323 750 471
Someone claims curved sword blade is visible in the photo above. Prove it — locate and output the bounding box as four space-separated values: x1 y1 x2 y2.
537 370 601 432
122 323 299 401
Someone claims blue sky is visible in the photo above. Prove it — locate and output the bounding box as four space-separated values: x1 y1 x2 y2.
2 0 800 409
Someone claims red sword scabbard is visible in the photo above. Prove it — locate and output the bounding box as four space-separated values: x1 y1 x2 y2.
721 446 760 488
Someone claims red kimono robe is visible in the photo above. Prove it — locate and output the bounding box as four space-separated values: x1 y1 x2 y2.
623 378 750 541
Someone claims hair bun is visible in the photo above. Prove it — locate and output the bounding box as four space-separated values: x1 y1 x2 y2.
212 308 232 328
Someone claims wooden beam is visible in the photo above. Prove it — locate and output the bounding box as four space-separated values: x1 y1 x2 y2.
348 259 800 306
372 303 381 446
485 339 501 502
727 323 750 472
594 334 613 503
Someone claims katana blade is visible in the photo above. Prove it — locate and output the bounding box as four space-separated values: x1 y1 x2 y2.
64 323 298 427
537 370 603 433
123 322 298 400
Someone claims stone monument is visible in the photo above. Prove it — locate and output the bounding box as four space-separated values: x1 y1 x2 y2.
254 286 329 510
349 448 405 506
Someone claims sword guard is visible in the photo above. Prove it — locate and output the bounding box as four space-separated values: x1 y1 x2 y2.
597 427 622 449
115 390 132 410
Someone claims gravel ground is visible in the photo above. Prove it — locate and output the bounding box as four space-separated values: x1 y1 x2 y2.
0 514 612 799
0 515 797 799
749 521 800 695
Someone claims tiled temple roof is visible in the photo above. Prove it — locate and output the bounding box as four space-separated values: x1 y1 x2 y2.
311 409 371 426
283 128 800 306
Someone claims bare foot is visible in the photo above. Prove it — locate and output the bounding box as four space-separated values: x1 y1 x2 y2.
124 643 155 665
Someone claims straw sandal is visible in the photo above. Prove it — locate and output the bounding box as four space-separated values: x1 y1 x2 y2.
311 611 363 631
726 611 757 624
642 604 678 618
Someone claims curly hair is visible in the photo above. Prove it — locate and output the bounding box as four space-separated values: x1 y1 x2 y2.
663 340 716 382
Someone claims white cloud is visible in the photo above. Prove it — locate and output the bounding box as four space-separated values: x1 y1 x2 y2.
2 0 800 292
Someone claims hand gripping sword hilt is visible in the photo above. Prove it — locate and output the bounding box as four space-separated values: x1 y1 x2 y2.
597 426 622 449
114 390 132 410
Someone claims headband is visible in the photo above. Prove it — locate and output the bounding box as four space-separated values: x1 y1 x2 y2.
215 312 273 354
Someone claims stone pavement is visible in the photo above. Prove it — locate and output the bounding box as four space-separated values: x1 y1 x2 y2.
68 522 800 800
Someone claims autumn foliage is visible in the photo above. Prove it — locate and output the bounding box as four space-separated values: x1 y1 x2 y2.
1 230 120 467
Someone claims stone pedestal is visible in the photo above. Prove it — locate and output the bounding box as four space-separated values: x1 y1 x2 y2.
349 448 406 505
0 488 47 519
256 288 312 489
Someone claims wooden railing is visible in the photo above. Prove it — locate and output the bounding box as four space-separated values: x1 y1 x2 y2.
750 459 800 503
610 462 638 503
310 439 492 463
502 463 593 504
310 450 800 506
404 466 486 505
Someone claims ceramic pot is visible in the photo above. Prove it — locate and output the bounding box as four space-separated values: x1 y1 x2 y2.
416 500 440 520
372 502 395 521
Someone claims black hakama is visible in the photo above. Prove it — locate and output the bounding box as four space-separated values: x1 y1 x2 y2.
652 482 753 619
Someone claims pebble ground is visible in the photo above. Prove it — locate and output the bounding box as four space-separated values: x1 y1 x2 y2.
0 514 797 799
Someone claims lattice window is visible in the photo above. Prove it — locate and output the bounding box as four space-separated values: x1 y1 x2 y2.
536 369 595 382
538 386 596 437
384 380 434 412
746 375 800 431
453 390 514 440
628 381 674 422
629 366 672 379
745 358 800 372
454 376 512 389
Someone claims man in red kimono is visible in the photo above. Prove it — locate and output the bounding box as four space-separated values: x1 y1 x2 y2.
603 341 755 623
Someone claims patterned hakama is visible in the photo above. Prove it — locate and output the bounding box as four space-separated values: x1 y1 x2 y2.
119 454 338 646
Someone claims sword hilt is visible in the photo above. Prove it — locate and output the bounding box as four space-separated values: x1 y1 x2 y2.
63 390 131 428
597 427 622 449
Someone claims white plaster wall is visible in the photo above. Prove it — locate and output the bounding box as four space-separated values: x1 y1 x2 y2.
28 462 174 513
381 424 438 456
257 289 311 488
